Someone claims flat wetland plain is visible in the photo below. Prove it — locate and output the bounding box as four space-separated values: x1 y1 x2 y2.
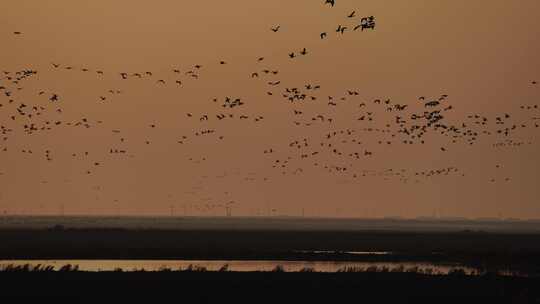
1 216 540 302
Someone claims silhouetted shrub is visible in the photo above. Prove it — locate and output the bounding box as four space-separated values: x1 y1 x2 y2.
299 267 315 273
272 265 285 272
184 264 207 272
193 265 207 272
59 264 79 272
365 266 378 272
218 264 229 272
337 266 370 273
448 268 467 276
133 268 146 272
406 266 420 273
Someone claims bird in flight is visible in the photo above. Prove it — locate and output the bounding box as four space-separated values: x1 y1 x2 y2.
300 48 308 55
347 11 356 18
271 25 281 32
325 0 335 7
289 52 296 59
320 32 327 39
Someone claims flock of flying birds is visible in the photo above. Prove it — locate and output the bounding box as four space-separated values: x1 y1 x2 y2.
1 1 539 215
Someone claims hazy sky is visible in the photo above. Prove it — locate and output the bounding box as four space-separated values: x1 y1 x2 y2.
1 0 540 218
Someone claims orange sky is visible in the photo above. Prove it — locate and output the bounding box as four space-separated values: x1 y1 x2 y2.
1 0 540 218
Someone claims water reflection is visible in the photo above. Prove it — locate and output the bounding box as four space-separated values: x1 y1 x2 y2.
0 260 475 274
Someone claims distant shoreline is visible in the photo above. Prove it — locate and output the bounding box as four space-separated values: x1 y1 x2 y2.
1 216 540 233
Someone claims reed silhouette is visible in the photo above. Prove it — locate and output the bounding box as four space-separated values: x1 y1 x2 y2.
0 265 537 303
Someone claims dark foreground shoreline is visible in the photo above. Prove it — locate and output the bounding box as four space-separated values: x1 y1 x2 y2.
1 271 538 303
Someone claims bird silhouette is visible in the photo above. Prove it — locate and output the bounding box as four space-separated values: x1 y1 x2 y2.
336 25 347 34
